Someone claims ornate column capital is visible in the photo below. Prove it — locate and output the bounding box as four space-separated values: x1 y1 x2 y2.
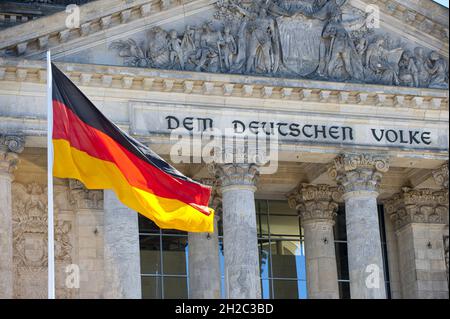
385 187 448 231
213 163 259 191
68 179 103 210
0 134 25 178
328 153 389 196
432 163 449 189
288 184 341 223
197 177 222 219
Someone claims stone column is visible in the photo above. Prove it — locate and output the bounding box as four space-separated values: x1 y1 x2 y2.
103 190 141 299
188 178 221 299
0 135 23 298
328 153 389 299
385 188 448 299
214 163 261 299
69 180 105 298
432 163 449 283
288 184 341 299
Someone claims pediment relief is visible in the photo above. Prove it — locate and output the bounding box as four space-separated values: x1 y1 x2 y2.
101 0 448 89
0 0 448 90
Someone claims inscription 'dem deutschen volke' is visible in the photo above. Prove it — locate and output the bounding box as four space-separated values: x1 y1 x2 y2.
165 116 432 146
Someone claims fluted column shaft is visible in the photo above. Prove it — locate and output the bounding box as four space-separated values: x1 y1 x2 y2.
329 153 389 299
0 135 23 298
215 163 261 299
288 184 341 299
188 179 221 299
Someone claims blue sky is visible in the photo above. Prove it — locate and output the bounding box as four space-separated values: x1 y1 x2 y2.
433 0 449 7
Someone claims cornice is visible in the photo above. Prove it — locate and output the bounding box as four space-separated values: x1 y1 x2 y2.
355 0 449 38
0 0 214 58
0 0 448 59
0 58 448 111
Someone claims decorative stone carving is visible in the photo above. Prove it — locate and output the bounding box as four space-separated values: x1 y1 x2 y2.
328 153 389 194
109 0 448 89
1 134 25 154
68 179 103 210
433 163 449 189
0 134 24 176
12 182 73 298
385 187 448 231
0 151 19 176
287 184 341 222
214 163 259 188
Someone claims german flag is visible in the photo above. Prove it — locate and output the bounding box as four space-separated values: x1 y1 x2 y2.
51 63 214 232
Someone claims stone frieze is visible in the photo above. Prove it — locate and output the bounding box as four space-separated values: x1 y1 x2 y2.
110 0 449 89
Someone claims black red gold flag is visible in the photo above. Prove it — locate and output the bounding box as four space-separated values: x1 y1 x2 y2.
51 63 214 232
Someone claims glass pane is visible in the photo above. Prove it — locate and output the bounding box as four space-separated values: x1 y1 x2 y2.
259 240 271 280
141 276 162 299
164 277 188 299
268 215 300 237
257 213 269 236
268 200 297 216
162 228 187 235
334 206 347 241
256 199 268 215
338 281 351 299
271 240 305 279
162 236 188 275
335 242 349 281
219 240 226 298
140 235 161 274
256 200 269 236
218 217 224 237
261 279 273 299
298 280 307 299
139 215 160 233
273 280 299 299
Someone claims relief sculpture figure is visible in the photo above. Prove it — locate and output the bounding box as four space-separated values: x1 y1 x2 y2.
398 50 419 87
426 51 449 89
218 26 237 71
108 0 449 90
168 30 184 70
195 23 223 72
365 37 403 85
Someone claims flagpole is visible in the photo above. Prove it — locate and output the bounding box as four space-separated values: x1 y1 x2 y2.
46 50 55 299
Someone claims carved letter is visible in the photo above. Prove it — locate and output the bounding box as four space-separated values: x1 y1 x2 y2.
421 132 432 145
166 116 179 130
371 129 384 142
232 120 246 134
289 123 300 137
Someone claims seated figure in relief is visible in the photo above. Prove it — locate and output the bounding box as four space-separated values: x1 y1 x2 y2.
365 37 403 85
426 51 449 89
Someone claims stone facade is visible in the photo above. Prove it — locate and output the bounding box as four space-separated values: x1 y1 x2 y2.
385 188 449 299
0 0 448 299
